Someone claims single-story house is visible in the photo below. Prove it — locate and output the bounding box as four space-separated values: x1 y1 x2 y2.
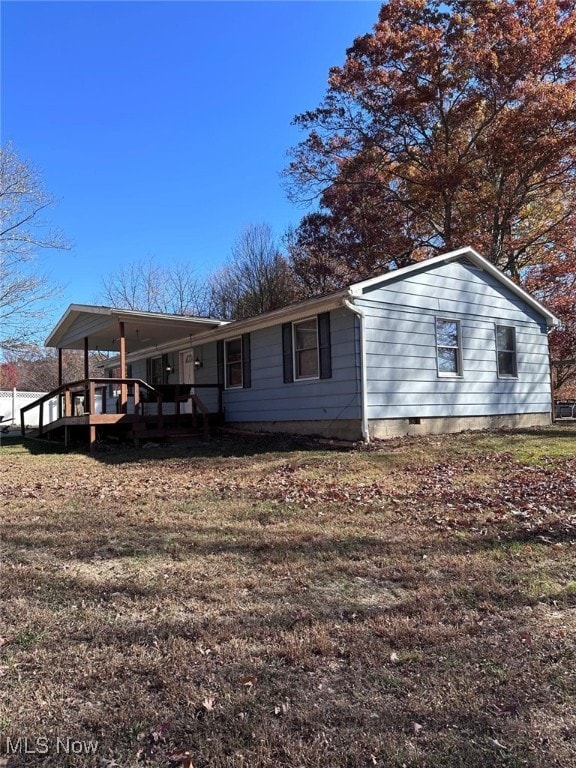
39 247 558 446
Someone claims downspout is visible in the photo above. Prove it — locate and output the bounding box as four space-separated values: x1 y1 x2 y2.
547 318 559 424
343 297 370 444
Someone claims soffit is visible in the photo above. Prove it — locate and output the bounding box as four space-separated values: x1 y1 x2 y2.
45 305 225 353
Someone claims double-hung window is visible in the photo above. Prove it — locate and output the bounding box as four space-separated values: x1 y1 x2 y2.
496 325 517 377
282 313 331 383
293 317 319 380
225 337 243 388
436 318 462 377
217 335 251 390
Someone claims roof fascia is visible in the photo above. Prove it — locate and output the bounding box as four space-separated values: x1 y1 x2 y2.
45 304 228 349
112 307 227 327
187 290 351 347
348 247 483 293
349 247 559 327
104 290 351 361
45 304 112 347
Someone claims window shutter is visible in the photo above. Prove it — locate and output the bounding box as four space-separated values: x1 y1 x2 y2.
242 333 251 389
146 358 152 382
282 323 293 383
318 312 332 379
216 340 224 387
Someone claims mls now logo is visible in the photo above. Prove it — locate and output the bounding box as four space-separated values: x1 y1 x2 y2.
55 737 99 755
4 736 99 755
5 737 50 755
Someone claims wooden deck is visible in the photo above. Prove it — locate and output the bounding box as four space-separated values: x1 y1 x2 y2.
20 378 222 450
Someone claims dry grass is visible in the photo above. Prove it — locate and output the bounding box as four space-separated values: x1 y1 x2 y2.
1 425 575 768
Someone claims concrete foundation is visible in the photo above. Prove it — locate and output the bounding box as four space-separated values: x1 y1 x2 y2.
226 419 363 441
370 412 552 439
227 412 552 442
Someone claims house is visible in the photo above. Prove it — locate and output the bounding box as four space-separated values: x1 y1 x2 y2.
32 247 558 448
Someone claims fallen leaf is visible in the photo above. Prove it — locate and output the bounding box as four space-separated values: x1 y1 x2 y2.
488 737 508 750
150 722 170 743
274 699 290 716
202 696 215 712
168 752 193 768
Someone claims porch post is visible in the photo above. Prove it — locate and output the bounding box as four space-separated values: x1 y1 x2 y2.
84 337 89 379
119 321 127 412
58 349 64 419
119 321 127 377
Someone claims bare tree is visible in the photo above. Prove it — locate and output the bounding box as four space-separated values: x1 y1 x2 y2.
0 143 68 350
3 344 103 392
208 223 299 320
99 256 208 316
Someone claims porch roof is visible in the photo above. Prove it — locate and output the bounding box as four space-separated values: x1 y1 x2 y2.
45 304 227 353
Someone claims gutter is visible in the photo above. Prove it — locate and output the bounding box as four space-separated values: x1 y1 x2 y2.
343 297 370 444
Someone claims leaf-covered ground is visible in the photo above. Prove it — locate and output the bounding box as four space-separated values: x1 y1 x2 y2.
1 425 575 768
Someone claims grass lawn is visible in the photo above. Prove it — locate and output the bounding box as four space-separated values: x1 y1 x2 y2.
1 425 575 768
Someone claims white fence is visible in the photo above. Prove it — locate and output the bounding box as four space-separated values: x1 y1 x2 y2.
0 389 58 428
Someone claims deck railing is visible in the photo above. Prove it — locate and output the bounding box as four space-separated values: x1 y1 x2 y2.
20 378 165 437
20 378 223 445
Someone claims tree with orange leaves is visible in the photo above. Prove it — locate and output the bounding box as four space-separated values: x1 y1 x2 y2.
525 252 576 394
286 0 576 292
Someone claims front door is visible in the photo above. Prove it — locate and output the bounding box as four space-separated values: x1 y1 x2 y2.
179 351 195 414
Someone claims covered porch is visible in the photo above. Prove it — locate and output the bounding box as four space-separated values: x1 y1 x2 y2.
23 305 226 450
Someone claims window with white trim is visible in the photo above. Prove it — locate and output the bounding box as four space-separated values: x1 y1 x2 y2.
496 325 517 377
293 317 319 380
225 337 242 388
436 318 462 377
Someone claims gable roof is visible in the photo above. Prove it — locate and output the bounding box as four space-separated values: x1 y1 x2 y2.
46 247 559 356
349 247 559 327
184 247 558 347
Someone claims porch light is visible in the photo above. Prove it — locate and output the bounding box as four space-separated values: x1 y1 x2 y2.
165 364 172 373
194 357 203 369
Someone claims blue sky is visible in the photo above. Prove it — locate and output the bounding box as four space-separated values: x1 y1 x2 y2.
2 0 381 327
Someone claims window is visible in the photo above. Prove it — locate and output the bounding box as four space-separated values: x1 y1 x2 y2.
282 314 331 383
147 355 172 385
225 337 243 388
496 325 517 377
149 356 163 385
293 317 319 380
436 318 462 376
217 335 251 389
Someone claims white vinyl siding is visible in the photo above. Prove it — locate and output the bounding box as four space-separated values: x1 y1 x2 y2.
194 308 361 422
358 259 551 419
